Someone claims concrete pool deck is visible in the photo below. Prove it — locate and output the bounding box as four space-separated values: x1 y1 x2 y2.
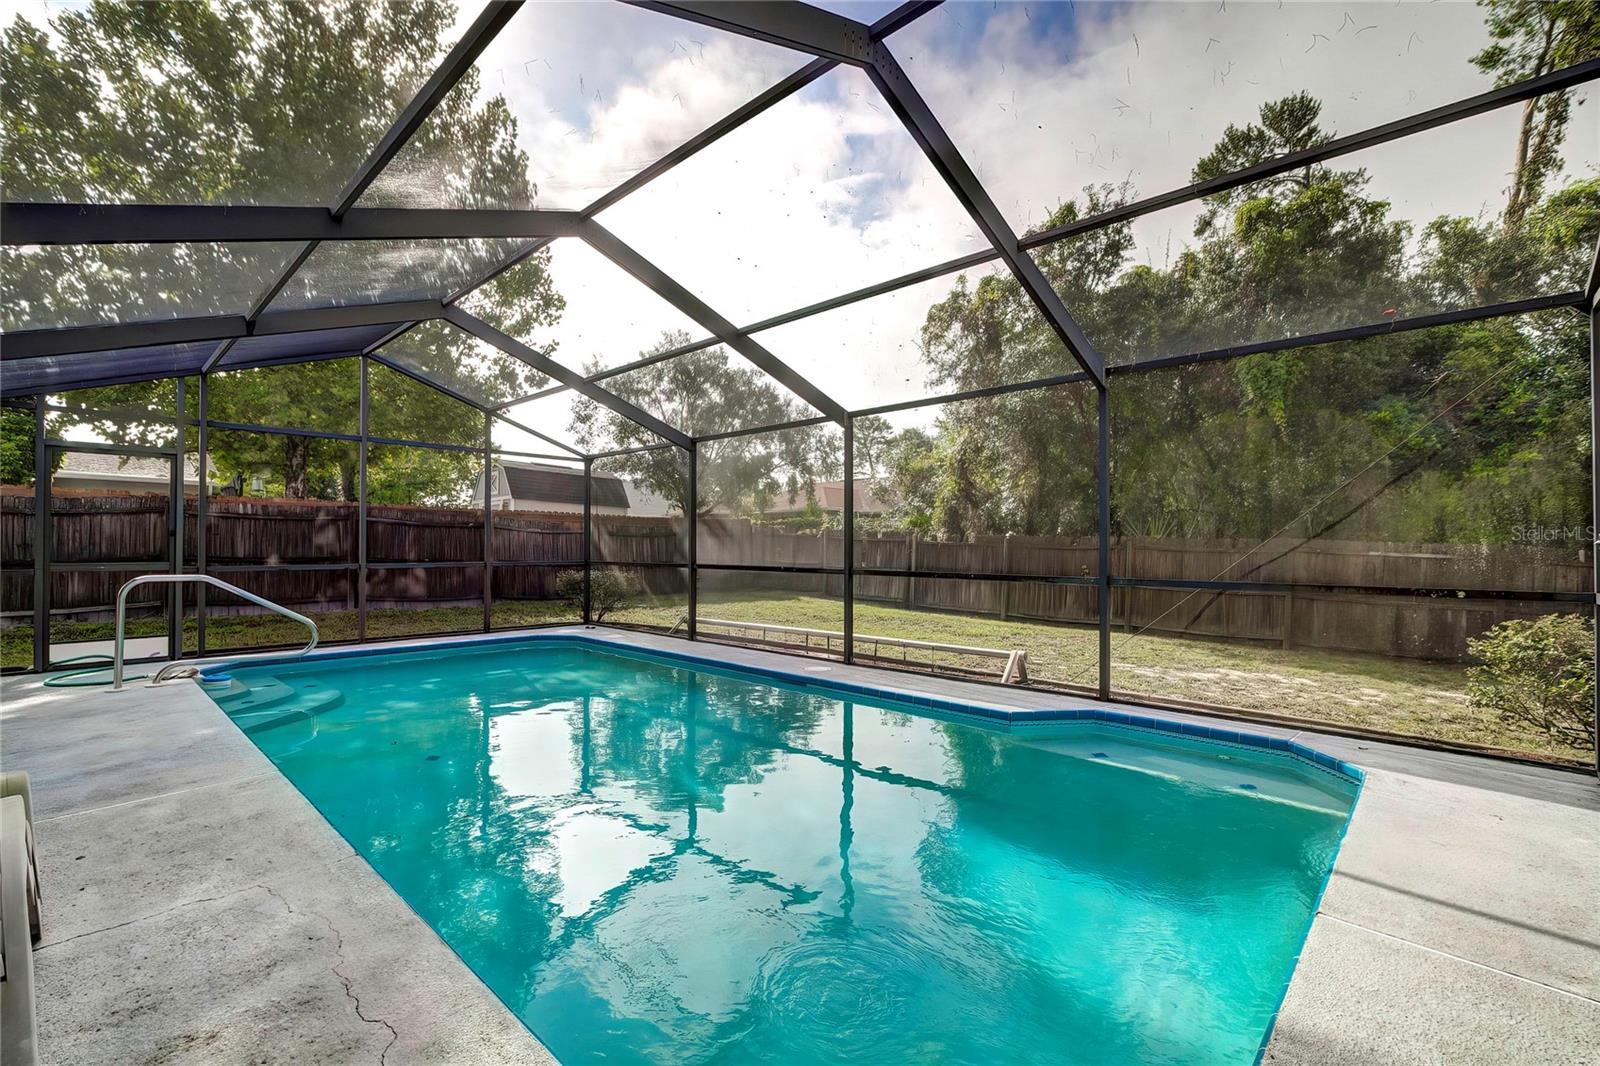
1 624 1595 1064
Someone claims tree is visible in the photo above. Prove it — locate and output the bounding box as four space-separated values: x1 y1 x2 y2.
0 0 564 499
1190 92 1336 236
569 333 841 516
0 408 38 485
900 50 1597 549
555 568 639 622
1472 0 1600 227
852 415 894 478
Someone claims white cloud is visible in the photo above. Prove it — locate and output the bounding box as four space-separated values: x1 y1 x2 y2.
521 239 703 374
597 63 990 325
452 2 807 209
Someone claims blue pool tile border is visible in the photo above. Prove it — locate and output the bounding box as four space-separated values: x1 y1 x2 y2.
202 628 1366 786
1252 767 1367 1065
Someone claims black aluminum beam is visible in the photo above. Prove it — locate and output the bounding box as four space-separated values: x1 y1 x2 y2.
334 0 523 214
628 0 1102 386
694 414 832 444
1586 231 1600 308
851 369 1091 418
865 42 1105 386
442 306 692 449
1589 297 1598 773
438 1 929 334
509 54 1600 404
1022 56 1600 250
433 0 930 319
1115 292 1585 375
628 1 873 65
584 56 837 219
205 4 523 374
0 299 445 361
496 334 722 409
490 411 587 459
2 203 583 246
675 292 1583 439
366 351 493 414
582 221 849 422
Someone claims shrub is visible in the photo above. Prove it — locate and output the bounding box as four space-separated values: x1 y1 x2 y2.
554 568 641 623
1466 614 1595 751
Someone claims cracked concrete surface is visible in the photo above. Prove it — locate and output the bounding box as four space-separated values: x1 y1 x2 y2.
1 670 555 1065
3 626 1597 1064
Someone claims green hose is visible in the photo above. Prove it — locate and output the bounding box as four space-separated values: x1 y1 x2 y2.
42 654 149 687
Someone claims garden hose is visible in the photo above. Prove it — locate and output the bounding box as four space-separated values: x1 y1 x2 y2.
41 655 149 688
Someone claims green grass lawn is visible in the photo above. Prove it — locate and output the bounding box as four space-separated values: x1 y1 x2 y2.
4 590 1583 764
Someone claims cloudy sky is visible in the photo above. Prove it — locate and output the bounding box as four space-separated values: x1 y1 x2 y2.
478 0 1594 450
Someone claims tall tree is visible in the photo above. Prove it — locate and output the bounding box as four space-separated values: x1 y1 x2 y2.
0 0 564 499
903 71 1596 548
569 333 840 516
1472 0 1600 227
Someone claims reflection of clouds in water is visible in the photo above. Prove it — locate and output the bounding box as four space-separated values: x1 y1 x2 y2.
526 806 673 918
490 705 580 799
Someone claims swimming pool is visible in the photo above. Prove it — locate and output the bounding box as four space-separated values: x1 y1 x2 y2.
203 634 1361 1065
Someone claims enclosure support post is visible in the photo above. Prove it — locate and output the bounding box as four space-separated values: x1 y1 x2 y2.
358 358 369 642
1097 385 1112 700
1590 297 1598 776
687 444 698 642
583 457 593 624
168 377 185 662
843 416 854 664
196 375 208 656
31 401 47 673
483 410 493 633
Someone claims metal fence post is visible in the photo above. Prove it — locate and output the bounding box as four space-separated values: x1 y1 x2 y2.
843 416 854 663
196 375 209 656
687 444 698 641
583 457 593 623
358 357 369 641
1590 296 1598 775
483 410 493 632
31 402 47 673
169 376 184 661
1097 384 1112 700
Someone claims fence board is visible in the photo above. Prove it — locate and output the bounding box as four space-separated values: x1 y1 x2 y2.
1 493 1587 661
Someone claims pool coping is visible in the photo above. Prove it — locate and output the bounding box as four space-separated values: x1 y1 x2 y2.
202 627 1367 789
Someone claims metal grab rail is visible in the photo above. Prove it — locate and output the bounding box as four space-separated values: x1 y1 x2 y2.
114 574 319 690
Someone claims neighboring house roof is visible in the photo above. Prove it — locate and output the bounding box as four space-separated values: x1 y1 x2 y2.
500 461 628 509
56 451 201 485
768 479 897 515
615 479 675 517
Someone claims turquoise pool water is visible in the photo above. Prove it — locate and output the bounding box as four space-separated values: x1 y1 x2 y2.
207 638 1359 1066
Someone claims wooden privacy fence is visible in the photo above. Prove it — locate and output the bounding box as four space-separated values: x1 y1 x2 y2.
2 491 1589 662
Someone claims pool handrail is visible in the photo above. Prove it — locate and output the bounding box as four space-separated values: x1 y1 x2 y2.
114 574 319 690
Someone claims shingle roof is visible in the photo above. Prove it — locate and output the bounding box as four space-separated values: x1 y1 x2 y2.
501 462 628 509
57 451 203 482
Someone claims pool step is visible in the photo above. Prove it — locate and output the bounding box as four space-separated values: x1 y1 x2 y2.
212 676 301 715
213 676 343 735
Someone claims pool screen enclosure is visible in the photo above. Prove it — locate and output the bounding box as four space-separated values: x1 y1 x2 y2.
1 0 1597 770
